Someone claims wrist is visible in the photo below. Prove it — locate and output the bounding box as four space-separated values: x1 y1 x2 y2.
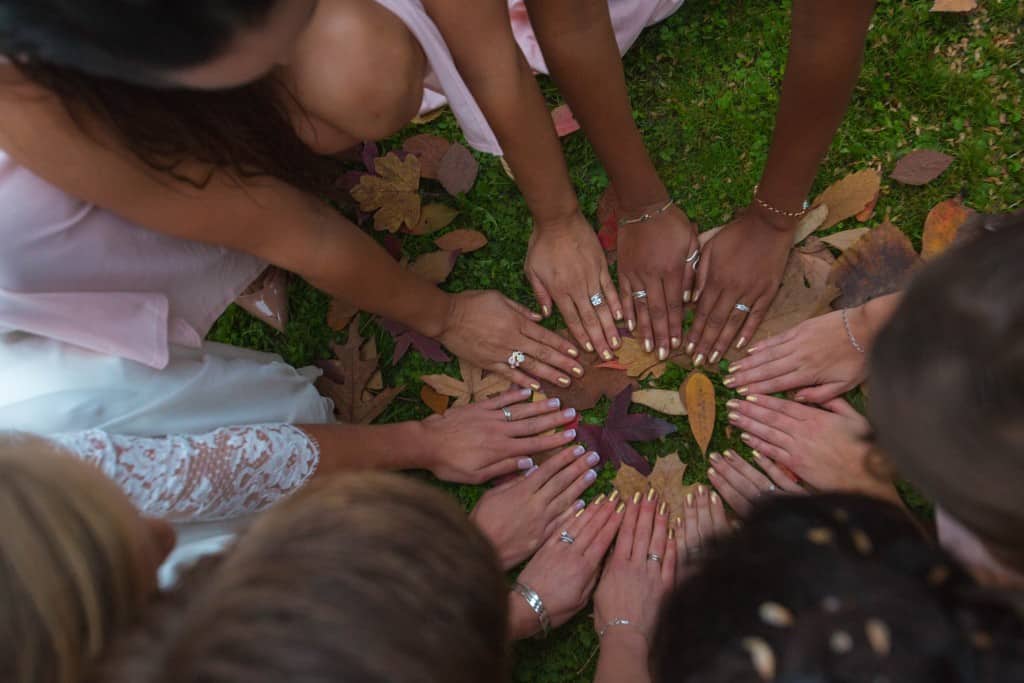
398 420 440 471
747 199 802 234
600 626 650 655
531 203 584 235
508 591 541 640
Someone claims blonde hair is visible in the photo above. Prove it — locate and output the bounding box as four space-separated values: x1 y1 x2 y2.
0 433 153 683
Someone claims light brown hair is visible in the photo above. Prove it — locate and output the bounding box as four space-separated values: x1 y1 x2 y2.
0 433 154 683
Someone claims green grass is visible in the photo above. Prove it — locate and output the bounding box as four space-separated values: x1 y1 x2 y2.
208 1 1023 680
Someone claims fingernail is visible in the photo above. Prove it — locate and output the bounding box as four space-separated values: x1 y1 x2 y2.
795 395 808 403
752 449 762 459
542 305 551 317
586 452 600 466
594 493 607 505
563 429 577 440
585 342 595 352
659 501 668 515
685 341 696 355
573 445 586 456
746 395 759 403
686 493 694 507
568 348 579 358
647 487 657 502
548 398 561 408
531 312 543 321
723 376 736 387
694 290 702 303
601 350 614 361
585 469 598 483
726 399 740 409
729 363 743 373
669 528 676 540
575 506 586 518
530 383 541 391
728 414 740 424
709 350 721 364
709 452 721 461
518 457 535 470
524 466 539 477
723 450 734 458
574 499 586 511
694 353 705 367
632 491 642 504
558 376 571 386
683 290 692 303
740 433 752 444
671 337 681 349
609 490 620 503
611 336 620 349
616 502 626 514
708 466 717 476
627 319 636 332
615 309 623 321
746 346 759 354
737 386 750 396
698 485 706 496
564 408 576 418
658 347 668 361
571 366 584 377
675 516 683 528
644 338 653 353
736 336 748 350
711 491 720 505
520 388 533 397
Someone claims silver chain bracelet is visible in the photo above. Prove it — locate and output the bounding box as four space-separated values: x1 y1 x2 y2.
841 309 865 354
598 618 634 638
617 198 675 226
512 581 551 638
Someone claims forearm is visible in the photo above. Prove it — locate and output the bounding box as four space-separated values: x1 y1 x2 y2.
849 292 902 351
299 421 438 476
757 0 876 214
594 631 651 683
526 0 668 213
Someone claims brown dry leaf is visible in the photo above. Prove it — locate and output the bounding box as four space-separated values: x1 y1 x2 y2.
350 153 422 233
922 197 974 260
856 189 881 222
821 228 871 252
402 134 451 180
827 222 921 310
327 298 359 331
648 453 691 522
408 250 458 284
615 338 690 379
792 204 831 244
632 389 688 416
420 385 449 415
421 358 510 406
410 106 446 125
316 321 404 424
434 229 488 253
612 464 650 504
682 371 715 456
812 169 882 231
890 150 954 186
410 204 459 235
437 143 479 196
540 330 638 411
931 0 977 12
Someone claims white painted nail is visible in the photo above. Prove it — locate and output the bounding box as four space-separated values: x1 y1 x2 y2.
586 452 600 466
573 445 586 456
563 408 576 418
518 457 535 470
563 429 577 439
548 398 561 408
585 469 598 483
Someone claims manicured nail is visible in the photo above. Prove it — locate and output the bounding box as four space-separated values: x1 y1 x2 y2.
568 347 579 358
675 516 683 528
585 469 598 483
709 350 721 364
728 412 739 422
698 485 706 496
594 493 607 505
708 466 717 476
726 399 740 409
659 501 668 515
723 376 736 387
632 491 642 504
542 305 551 317
609 490 620 503
563 429 577 440
729 363 743 373
616 502 626 514
548 398 561 408
658 347 668 361
686 341 696 355
644 338 654 353
647 487 657 502
574 499 586 511
573 445 586 456
520 388 533 397
518 457 535 470
746 395 759 403
602 350 614 361
683 290 692 303
709 452 721 461
736 336 748 350
627 319 636 332
557 376 571 386
524 465 539 477
752 449 762 459
723 450 734 458
737 386 750 396
686 493 694 507
740 433 752 444
530 383 541 391
795 395 808 403
564 408 576 418
575 506 586 518
586 452 600 466
694 290 702 303
673 338 683 351
694 353 705 367
615 309 623 321
711 491 720 505
572 366 584 377
746 346 760 354
611 336 621 349
585 342 595 353
669 528 676 540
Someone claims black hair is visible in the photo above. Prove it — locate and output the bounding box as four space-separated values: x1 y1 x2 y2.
652 494 1024 683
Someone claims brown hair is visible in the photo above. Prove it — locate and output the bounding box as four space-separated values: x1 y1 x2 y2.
104 473 510 683
869 213 1024 570
0 433 154 683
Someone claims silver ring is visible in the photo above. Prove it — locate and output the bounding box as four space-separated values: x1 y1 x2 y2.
502 407 513 422
735 303 752 313
685 249 701 265
632 290 648 300
767 484 777 492
647 553 663 563
590 293 605 307
507 350 526 369
559 530 576 544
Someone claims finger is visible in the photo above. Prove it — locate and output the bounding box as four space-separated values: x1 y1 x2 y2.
662 263 686 351
548 456 602 515
708 487 731 534
506 367 542 393
631 489 657 561
661 529 677 584
685 289 720 360
545 503 581 541
794 382 850 405
632 277 655 356
524 445 587 492
643 276 673 361
478 387 535 411
575 290 616 361
600 267 624 324
691 241 712 303
475 455 540 483
593 280 623 353
822 397 860 418
523 334 585 381
526 272 555 319
707 294 754 365
649 497 670 570
707 460 755 517
517 354 573 389
618 272 638 335
727 450 779 493
695 485 716 542
562 489 611 545
738 430 794 464
540 450 600 504
708 451 763 501
680 242 698 306
731 413 798 454
499 395 564 422
583 500 626 563
744 326 798 355
692 293 739 366
556 295 595 355
723 357 798 393
737 394 819 421
733 291 774 353
750 450 804 493
507 406 578 437
612 490 641 561
681 495 700 567
510 429 583 457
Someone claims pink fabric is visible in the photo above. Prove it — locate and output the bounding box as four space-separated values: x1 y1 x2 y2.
0 151 267 369
376 0 685 155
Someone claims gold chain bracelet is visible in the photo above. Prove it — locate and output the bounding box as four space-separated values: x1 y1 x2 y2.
752 184 811 219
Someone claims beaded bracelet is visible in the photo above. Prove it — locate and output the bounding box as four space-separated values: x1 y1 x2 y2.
512 581 551 638
842 309 866 354
752 184 811 219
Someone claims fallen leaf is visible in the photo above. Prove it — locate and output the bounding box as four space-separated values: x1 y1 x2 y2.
648 453 693 522
402 134 451 180
792 204 830 244
855 188 881 222
236 267 289 332
326 297 359 332
615 337 690 379
890 150 954 186
421 358 510 406
411 106 446 125
612 464 650 504
379 318 450 364
812 169 883 231
922 197 974 260
632 389 687 416
827 222 921 310
437 143 479 196
350 152 422 233
435 229 488 253
410 204 459 235
408 250 459 284
316 321 403 423
821 228 871 252
682 371 715 456
931 0 977 12
420 385 449 415
551 104 581 137
577 386 676 474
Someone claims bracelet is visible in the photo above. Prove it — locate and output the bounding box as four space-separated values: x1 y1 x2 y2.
842 308 866 354
617 198 675 226
598 618 634 638
512 581 551 638
752 184 811 219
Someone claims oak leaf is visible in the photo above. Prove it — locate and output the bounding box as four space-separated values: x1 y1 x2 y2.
538 330 638 410
611 453 693 522
922 197 974 260
316 321 404 424
577 386 676 474
821 228 871 252
402 134 451 180
420 385 450 415
437 143 479 196
408 250 459 284
350 152 422 233
612 464 650 505
410 204 459 235
421 358 510 406
434 229 488 253
551 104 581 137
632 389 687 416
379 318 450 364
683 371 715 456
890 150 954 186
827 222 921 310
931 0 977 12
812 169 883 231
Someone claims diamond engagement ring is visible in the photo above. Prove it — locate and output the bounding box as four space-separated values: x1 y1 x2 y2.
647 553 663 563
559 530 576 544
502 407 513 422
590 293 605 307
735 303 752 313
507 350 526 369
632 290 648 300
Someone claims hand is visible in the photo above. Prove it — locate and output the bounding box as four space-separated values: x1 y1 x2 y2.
437 290 584 389
723 308 870 403
470 443 601 570
422 389 580 484
688 207 792 366
708 449 805 518
593 490 675 644
726 395 901 503
617 203 700 360
525 211 623 360
675 484 731 582
509 493 624 639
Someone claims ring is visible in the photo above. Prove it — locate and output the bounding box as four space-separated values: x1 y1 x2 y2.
735 303 752 313
632 290 648 300
507 350 526 369
767 484 777 492
647 553 663 563
590 293 605 307
559 530 576 544
685 249 701 265
502 407 513 422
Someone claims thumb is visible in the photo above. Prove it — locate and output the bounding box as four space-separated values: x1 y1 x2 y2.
794 383 848 405
820 397 860 417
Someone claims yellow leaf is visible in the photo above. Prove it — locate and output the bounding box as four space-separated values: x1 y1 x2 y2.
612 464 649 504
350 153 422 233
812 169 882 231
792 204 830 244
420 385 449 415
682 372 715 456
922 197 973 260
411 204 459 235
648 453 689 522
931 0 977 12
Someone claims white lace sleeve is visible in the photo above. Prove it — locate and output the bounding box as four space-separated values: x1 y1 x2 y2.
50 424 320 522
